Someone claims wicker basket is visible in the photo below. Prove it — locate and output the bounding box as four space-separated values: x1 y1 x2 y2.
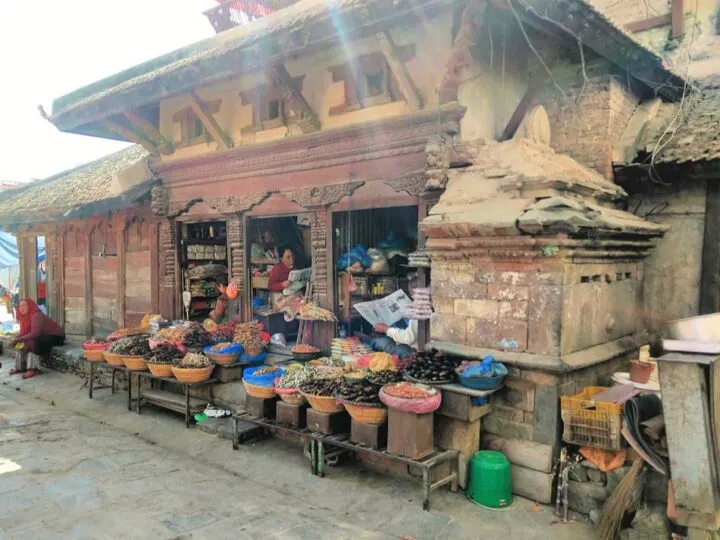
243 380 276 399
147 363 174 378
342 401 387 425
302 393 344 413
121 355 148 371
206 351 241 366
171 365 214 383
103 351 125 366
275 386 307 405
84 349 106 362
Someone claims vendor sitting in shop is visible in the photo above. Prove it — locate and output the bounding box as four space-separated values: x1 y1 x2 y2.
267 246 309 310
372 319 418 360
209 280 240 323
8 298 66 379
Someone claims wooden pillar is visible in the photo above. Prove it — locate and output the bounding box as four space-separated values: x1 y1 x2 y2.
159 220 177 320
150 222 160 313
84 235 93 338
57 233 65 327
116 227 127 328
417 199 429 351
701 180 720 314
310 208 329 308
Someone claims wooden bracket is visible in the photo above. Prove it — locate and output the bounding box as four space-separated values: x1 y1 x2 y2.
265 64 321 133
188 92 233 150
101 118 159 156
377 32 423 111
123 110 174 154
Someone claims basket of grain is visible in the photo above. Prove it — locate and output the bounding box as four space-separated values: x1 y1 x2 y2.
275 386 307 406
147 363 174 378
303 394 344 413
84 349 106 362
171 353 214 383
341 401 387 425
121 355 148 371
299 378 344 413
243 380 277 399
103 351 125 366
204 343 242 366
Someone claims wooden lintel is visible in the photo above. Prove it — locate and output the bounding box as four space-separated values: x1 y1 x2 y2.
188 92 233 150
377 31 423 111
101 119 159 156
625 13 672 33
123 110 174 154
500 84 538 141
671 0 684 38
266 64 321 133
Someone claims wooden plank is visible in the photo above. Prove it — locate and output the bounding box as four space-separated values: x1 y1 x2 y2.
500 84 539 141
123 110 173 154
117 229 126 328
511 464 554 504
625 13 672 33
101 119 159 156
377 31 423 111
672 0 685 38
482 433 554 473
188 92 232 150
266 64 321 133
57 234 65 327
84 239 93 338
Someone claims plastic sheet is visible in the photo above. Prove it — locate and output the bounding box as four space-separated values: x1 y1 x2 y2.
203 342 243 355
241 350 267 365
243 365 285 387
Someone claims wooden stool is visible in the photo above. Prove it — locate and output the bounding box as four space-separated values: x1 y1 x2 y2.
276 401 307 428
387 408 435 459
307 408 350 435
350 420 387 449
245 395 278 419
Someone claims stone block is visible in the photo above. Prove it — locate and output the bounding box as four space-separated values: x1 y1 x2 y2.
433 279 487 301
567 480 608 515
490 404 525 423
436 389 491 422
482 414 534 441
499 301 528 321
387 409 434 460
276 401 307 428
511 465 554 504
481 434 555 473
433 297 455 315
532 385 560 446
466 318 497 348
495 319 528 351
306 409 350 435
435 417 480 488
527 285 562 355
454 299 497 320
587 468 606 484
245 395 277 419
504 378 536 411
488 283 529 301
430 313 467 344
350 420 387 449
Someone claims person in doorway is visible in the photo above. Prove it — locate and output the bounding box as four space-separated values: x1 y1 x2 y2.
8 298 65 378
372 319 418 360
268 246 296 293
209 281 240 323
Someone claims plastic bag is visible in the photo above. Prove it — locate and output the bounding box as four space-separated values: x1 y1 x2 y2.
271 333 287 346
379 386 441 414
243 365 285 386
336 245 372 270
203 342 243 355
226 280 239 300
241 350 267 365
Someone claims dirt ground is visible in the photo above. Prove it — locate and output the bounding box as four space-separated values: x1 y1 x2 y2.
0 362 594 539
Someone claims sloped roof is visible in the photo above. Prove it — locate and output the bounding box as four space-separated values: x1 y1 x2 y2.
48 0 685 134
0 145 152 226
617 74 720 165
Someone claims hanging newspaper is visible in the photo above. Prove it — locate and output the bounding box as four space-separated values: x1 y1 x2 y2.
353 289 412 327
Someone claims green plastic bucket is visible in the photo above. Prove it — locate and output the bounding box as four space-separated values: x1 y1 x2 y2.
466 450 512 509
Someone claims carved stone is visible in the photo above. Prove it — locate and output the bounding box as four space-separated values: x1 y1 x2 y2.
151 186 170 217
285 181 364 208
204 193 271 213
384 172 427 196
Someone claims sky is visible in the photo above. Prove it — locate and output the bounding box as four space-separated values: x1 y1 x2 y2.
0 1 218 183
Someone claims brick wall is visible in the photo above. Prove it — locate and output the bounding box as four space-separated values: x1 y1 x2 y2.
540 61 639 180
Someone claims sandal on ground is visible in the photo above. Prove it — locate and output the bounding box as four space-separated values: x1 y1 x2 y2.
22 369 38 379
9 368 24 375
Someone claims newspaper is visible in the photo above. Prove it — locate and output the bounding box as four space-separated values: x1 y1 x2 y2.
353 289 412 327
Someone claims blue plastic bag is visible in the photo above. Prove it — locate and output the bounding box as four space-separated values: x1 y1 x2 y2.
203 343 243 355
336 245 372 270
243 365 285 386
241 350 267 365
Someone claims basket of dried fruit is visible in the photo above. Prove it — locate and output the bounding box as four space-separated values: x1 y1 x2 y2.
144 344 183 378
203 342 242 366
379 382 441 414
338 379 386 424
299 378 344 413
243 380 277 399
366 370 403 387
342 401 387 424
121 355 148 371
103 351 125 366
291 343 322 362
171 353 214 383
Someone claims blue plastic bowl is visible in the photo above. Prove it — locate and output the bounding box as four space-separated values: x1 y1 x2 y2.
243 365 285 387
458 364 508 391
241 350 267 366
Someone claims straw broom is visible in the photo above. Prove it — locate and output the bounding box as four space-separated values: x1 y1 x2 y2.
597 459 646 540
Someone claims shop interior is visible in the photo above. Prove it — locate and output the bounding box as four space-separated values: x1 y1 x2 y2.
332 205 419 337
180 220 228 321
247 214 312 342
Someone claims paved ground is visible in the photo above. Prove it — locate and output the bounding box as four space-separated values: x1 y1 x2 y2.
0 361 594 539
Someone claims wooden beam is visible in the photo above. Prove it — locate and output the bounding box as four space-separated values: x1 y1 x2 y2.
377 31 423 111
150 222 159 313
116 228 126 329
101 119 159 156
500 84 539 141
265 64 321 133
188 92 233 150
57 233 65 328
123 110 174 154
625 13 672 33
671 0 684 38
84 236 93 338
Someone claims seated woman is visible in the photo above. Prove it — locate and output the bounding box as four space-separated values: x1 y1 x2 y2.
267 246 309 316
372 319 418 360
9 298 65 379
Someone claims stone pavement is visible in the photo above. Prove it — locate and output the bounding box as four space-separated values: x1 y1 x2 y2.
0 363 594 539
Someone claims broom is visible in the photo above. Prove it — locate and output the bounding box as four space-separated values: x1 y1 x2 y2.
597 459 647 540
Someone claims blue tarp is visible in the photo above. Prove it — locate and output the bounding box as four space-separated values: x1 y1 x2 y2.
0 231 18 269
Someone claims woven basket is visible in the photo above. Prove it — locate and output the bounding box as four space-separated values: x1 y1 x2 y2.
243 380 276 399
275 387 307 406
172 365 214 383
342 401 387 425
302 393 344 413
103 351 125 366
84 349 105 362
245 345 263 357
121 355 148 371
206 351 240 366
147 363 174 378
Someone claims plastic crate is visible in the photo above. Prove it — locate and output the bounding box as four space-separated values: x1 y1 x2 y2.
560 386 624 450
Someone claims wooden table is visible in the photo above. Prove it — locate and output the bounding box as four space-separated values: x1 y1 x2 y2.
134 372 217 428
86 360 133 410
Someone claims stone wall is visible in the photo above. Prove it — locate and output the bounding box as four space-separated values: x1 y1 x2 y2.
541 61 639 180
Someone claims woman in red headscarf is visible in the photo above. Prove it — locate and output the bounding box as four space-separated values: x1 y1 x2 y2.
8 298 65 378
